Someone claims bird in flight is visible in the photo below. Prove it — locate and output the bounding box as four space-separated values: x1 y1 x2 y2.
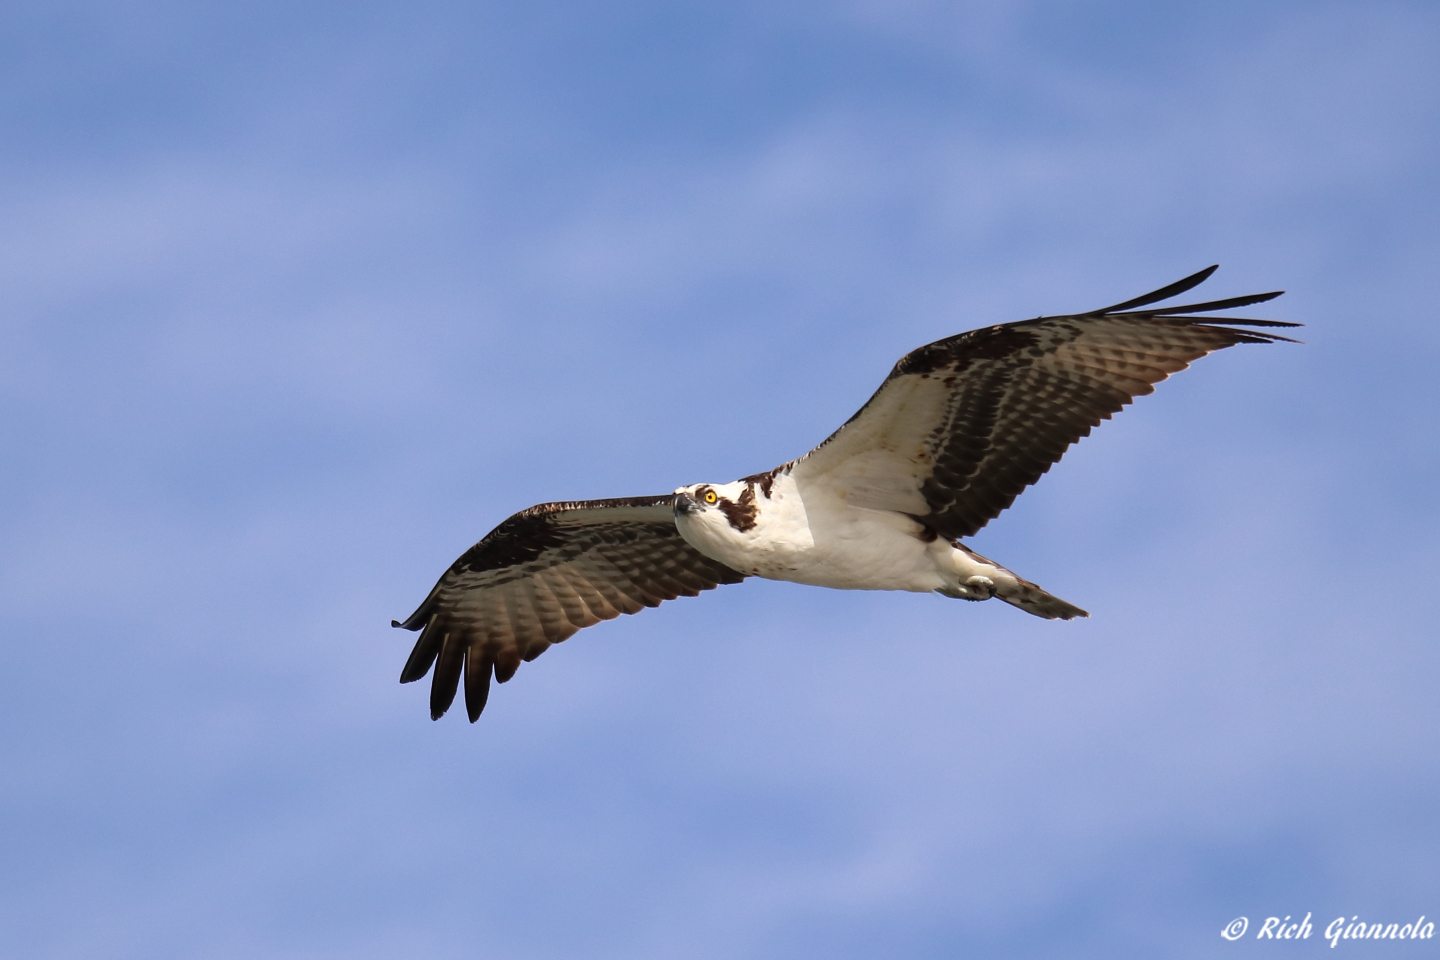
394 266 1297 722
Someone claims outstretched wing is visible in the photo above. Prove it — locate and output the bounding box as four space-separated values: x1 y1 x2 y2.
393 496 746 722
790 266 1300 540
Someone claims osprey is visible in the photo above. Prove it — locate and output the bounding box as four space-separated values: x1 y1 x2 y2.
395 266 1297 721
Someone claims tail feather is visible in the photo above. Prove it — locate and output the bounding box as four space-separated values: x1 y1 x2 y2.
994 575 1088 621
951 542 1088 621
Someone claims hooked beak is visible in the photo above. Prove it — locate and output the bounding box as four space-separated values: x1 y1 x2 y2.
674 491 699 516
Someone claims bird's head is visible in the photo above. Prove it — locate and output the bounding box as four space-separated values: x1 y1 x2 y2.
673 482 717 517
673 480 758 536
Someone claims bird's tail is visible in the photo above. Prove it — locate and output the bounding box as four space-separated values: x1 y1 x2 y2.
993 574 1088 620
951 543 1089 621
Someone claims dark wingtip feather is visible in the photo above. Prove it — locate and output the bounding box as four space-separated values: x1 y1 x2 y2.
429 632 465 720
399 614 443 684
465 648 493 723
493 650 521 684
1221 329 1305 345
1134 290 1285 316
394 596 434 631
1182 315 1301 328
1085 265 1219 316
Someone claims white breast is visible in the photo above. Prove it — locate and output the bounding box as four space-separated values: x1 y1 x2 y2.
676 471 953 593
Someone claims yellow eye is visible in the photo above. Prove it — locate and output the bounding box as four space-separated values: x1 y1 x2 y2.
703 490 718 504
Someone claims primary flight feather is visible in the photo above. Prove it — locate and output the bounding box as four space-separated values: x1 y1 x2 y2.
395 265 1298 721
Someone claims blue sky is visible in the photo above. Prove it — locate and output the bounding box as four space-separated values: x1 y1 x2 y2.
1 1 1437 957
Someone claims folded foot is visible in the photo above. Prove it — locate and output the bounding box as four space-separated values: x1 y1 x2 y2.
936 575 996 601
